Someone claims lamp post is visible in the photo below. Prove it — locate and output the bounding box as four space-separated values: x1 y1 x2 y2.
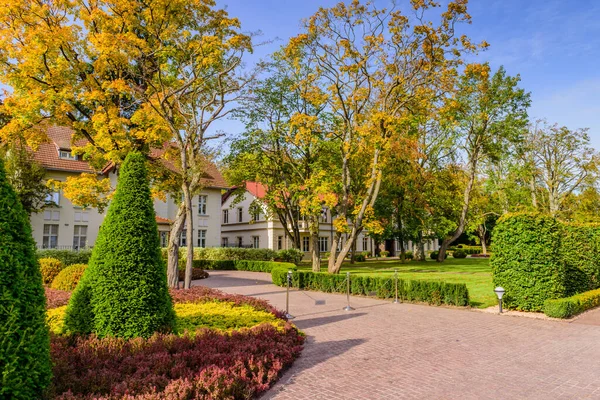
494 287 505 314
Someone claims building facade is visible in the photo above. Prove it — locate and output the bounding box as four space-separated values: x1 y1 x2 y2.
30 127 227 250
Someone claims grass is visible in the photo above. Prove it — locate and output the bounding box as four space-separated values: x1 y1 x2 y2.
298 257 495 308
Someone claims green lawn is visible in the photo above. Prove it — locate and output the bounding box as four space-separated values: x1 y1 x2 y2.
297 257 495 308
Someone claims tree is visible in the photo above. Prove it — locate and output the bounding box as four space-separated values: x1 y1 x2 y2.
286 0 484 273
1 141 51 214
226 53 336 271
63 152 175 339
0 0 251 288
0 158 51 399
437 64 530 261
527 121 598 217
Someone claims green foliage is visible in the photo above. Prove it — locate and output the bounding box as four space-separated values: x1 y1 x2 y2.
452 250 467 259
38 257 65 285
162 247 278 262
560 224 600 294
271 268 469 307
354 254 366 262
430 251 447 260
50 264 87 291
449 246 482 255
543 288 600 319
36 249 92 266
403 251 414 260
195 260 296 274
275 249 304 264
380 251 389 257
0 158 51 399
64 152 175 339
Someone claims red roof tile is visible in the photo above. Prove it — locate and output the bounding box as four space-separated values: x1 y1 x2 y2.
155 216 172 225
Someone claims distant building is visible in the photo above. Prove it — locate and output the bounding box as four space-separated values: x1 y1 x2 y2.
30 126 227 250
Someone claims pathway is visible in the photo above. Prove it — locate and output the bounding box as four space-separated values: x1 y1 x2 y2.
198 271 600 399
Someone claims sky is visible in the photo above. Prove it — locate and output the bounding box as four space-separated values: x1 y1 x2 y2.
213 0 600 150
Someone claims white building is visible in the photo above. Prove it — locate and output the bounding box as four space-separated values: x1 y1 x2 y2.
221 182 439 257
30 126 227 250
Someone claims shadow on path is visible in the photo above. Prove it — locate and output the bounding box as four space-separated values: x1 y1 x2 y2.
295 312 367 329
261 337 367 400
196 274 273 288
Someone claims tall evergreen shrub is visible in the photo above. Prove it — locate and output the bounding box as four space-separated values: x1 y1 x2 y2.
64 152 175 338
0 158 51 398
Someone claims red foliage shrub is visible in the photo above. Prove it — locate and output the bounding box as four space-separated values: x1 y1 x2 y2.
169 286 287 320
50 323 304 399
45 288 71 309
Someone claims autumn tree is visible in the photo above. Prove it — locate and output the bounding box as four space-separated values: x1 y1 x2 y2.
527 121 598 217
226 53 336 271
436 64 530 261
286 0 484 273
0 0 252 288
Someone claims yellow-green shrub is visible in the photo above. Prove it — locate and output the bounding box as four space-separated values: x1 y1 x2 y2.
39 257 65 285
47 306 67 334
51 264 87 291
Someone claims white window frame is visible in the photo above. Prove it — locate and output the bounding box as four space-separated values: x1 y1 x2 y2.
198 195 207 215
59 150 77 160
222 209 229 224
237 236 243 247
179 229 187 247
318 236 328 253
43 224 59 249
198 229 207 248
73 225 87 250
302 237 310 252
160 231 169 247
277 236 283 250
363 237 369 251
252 236 260 248
222 237 229 247
45 191 60 206
238 207 243 222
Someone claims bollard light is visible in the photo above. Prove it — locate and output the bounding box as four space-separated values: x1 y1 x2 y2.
494 287 505 314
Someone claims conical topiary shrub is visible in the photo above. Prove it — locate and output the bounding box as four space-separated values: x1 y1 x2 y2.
63 152 175 338
0 158 51 399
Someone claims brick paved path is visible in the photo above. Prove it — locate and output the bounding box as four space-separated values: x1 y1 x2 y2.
198 271 600 399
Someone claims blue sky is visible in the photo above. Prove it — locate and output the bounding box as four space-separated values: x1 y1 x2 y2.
216 0 600 149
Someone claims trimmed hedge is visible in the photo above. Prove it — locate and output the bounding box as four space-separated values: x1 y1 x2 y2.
164 247 278 262
36 249 92 266
543 288 600 318
452 250 467 259
50 264 87 292
271 267 469 306
194 260 296 273
64 152 175 339
38 257 64 285
492 213 600 311
449 245 482 255
0 158 51 399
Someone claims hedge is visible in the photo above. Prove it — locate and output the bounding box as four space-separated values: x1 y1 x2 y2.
163 247 278 262
64 152 175 339
271 267 469 306
543 288 600 318
38 257 64 285
51 264 87 291
0 158 51 399
449 245 482 255
194 260 296 273
492 213 600 311
36 249 92 266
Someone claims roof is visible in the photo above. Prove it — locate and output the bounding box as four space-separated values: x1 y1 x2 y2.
32 126 95 173
30 127 228 189
155 216 172 225
222 181 267 204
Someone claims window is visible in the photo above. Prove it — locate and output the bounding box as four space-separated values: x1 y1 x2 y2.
237 207 243 222
252 210 260 222
222 237 229 247
45 191 60 206
302 237 310 252
237 236 243 247
179 229 187 247
318 236 328 253
44 210 60 221
363 237 369 251
74 211 89 223
160 231 169 247
252 236 260 248
222 209 229 224
198 229 206 248
277 236 283 250
321 208 328 223
43 224 59 249
59 150 77 160
73 225 87 250
198 195 207 215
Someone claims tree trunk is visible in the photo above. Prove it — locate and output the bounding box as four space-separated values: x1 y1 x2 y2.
350 236 356 264
327 232 341 272
308 215 320 272
183 183 194 289
398 239 406 262
438 160 477 262
414 232 426 261
477 224 487 255
167 204 186 288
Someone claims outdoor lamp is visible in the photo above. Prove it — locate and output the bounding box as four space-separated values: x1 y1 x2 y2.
494 287 505 314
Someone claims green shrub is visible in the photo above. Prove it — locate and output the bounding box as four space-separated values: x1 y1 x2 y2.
380 251 389 257
38 257 64 285
354 254 366 262
430 251 447 260
0 158 51 399
543 288 600 318
64 152 175 339
449 246 482 255
360 251 370 258
271 269 469 306
36 249 92 266
275 249 304 264
452 250 467 259
50 264 87 291
194 260 295 274
402 251 414 260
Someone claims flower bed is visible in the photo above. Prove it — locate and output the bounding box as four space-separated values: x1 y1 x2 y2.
45 286 303 399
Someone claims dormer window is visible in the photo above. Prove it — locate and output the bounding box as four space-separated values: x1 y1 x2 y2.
59 150 77 160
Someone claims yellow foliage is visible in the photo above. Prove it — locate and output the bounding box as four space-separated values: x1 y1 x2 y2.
48 174 112 213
